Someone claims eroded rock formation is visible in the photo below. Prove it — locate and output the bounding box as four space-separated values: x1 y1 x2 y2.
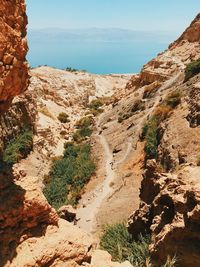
128 60 200 266
0 0 28 112
128 162 200 267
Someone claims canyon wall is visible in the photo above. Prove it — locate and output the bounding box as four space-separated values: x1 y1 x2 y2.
0 0 28 112
127 15 200 266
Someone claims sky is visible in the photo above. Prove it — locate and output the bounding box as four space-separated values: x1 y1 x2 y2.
26 0 200 33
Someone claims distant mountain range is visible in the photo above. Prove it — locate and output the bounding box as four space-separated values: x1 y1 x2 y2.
28 28 178 43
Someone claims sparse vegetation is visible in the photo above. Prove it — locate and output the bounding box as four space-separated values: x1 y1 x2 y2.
3 128 33 165
165 91 182 108
38 106 54 119
184 58 200 82
142 90 182 160
143 117 158 159
57 112 70 123
100 223 151 266
75 116 93 128
131 99 145 113
88 99 104 116
43 142 95 209
118 112 133 123
118 100 145 123
154 105 172 122
73 116 93 143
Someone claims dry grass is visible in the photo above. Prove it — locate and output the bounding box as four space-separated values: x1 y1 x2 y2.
38 106 55 119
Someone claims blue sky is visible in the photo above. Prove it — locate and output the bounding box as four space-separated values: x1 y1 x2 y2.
26 0 200 33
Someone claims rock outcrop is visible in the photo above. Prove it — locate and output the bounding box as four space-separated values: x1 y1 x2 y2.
128 162 200 267
126 13 200 89
0 0 28 112
128 68 200 265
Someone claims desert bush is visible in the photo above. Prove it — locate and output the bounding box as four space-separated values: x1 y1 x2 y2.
100 223 151 266
131 99 145 113
75 116 93 129
43 143 95 209
154 105 172 123
3 128 33 165
57 112 70 123
73 116 93 142
143 117 158 159
73 127 93 143
184 58 200 82
90 108 103 116
88 99 104 116
165 91 182 109
88 99 103 110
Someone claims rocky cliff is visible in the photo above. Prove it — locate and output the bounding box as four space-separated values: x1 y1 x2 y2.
0 0 28 112
126 15 200 267
126 13 200 89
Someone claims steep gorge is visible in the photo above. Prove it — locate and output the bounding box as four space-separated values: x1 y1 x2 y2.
0 1 200 267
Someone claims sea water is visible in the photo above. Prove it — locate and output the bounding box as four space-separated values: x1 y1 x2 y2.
27 33 171 74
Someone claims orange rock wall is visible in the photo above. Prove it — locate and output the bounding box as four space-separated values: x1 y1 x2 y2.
0 0 28 112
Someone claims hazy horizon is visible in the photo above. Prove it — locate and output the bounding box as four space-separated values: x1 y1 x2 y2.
26 1 200 74
27 27 175 74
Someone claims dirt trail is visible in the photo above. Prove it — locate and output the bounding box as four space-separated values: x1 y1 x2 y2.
76 73 182 234
76 115 116 234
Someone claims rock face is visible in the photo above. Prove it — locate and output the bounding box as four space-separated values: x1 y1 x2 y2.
128 73 200 265
128 162 200 267
186 82 200 127
126 13 200 89
0 0 28 112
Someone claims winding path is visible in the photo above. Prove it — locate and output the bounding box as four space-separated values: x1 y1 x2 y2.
76 117 116 234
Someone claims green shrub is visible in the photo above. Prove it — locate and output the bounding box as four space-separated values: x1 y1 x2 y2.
88 99 103 110
143 117 158 160
73 116 93 142
184 58 200 82
73 126 93 143
57 112 70 123
75 116 93 129
87 99 104 116
43 143 95 209
100 223 151 266
3 128 33 165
